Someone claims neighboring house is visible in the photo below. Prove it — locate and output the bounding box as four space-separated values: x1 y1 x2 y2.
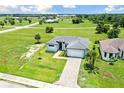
45 19 59 23
99 38 124 61
57 14 76 18
46 36 89 58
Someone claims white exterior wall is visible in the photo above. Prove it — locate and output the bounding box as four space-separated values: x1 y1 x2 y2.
62 43 66 51
67 49 85 58
100 48 118 61
120 51 124 59
47 44 59 52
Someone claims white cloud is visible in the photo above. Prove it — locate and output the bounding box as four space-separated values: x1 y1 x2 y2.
63 5 76 8
20 6 32 13
118 7 124 11
104 5 116 12
0 5 55 14
37 5 53 12
104 5 124 13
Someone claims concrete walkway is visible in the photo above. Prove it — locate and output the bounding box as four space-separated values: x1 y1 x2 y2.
55 58 81 88
0 22 38 34
20 44 45 60
0 73 64 88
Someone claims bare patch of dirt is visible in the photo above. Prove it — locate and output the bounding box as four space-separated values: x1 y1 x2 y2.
103 71 116 80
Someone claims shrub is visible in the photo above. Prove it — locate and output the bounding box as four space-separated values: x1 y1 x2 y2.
0 21 4 28
34 33 41 44
109 62 114 65
72 19 80 24
39 20 42 25
94 40 99 44
9 19 15 25
28 19 32 24
45 26 54 33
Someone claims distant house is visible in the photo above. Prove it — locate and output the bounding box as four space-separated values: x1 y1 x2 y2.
45 19 59 23
57 14 76 18
99 38 124 61
46 36 89 58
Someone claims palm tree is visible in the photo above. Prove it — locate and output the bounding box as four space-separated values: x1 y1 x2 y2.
86 45 97 70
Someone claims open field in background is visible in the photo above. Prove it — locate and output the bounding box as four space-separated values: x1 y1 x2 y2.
33 19 96 28
0 18 124 86
0 17 38 31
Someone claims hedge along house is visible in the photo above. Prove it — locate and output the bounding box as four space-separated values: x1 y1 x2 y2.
99 38 124 61
46 36 89 58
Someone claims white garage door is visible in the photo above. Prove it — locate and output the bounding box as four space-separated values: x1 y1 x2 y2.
67 49 84 58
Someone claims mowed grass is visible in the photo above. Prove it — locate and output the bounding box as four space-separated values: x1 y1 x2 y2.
15 47 66 83
0 19 124 85
0 17 38 31
34 19 96 28
78 47 124 88
0 27 66 83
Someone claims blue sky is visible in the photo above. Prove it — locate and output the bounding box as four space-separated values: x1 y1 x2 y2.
0 5 124 14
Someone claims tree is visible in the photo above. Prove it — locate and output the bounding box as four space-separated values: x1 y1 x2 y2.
28 19 32 24
34 33 41 44
107 27 120 38
45 26 54 33
39 20 42 25
9 19 15 25
119 17 124 27
4 19 7 24
19 19 22 23
95 22 104 33
86 45 97 71
103 25 110 33
96 22 110 33
72 17 81 24
0 21 4 28
113 22 120 28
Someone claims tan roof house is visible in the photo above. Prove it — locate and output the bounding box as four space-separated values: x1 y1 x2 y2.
99 38 124 61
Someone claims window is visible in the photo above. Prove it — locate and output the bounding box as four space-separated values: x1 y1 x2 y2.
121 51 124 57
109 53 113 58
104 52 107 57
49 45 54 47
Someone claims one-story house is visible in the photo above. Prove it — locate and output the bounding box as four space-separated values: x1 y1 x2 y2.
45 19 59 23
46 36 89 58
99 38 124 61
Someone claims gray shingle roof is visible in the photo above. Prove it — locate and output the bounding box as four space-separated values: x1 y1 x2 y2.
47 36 89 49
100 38 124 53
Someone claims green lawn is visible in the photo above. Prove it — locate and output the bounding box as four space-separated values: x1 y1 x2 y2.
78 47 124 88
0 17 38 31
0 28 66 83
15 47 66 83
0 18 124 86
34 19 96 28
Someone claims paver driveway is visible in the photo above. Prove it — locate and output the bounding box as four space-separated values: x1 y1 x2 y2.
55 58 81 88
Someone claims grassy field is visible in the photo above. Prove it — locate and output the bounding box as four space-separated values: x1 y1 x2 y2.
0 18 124 86
78 46 124 88
33 19 96 28
0 27 67 83
0 17 38 31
